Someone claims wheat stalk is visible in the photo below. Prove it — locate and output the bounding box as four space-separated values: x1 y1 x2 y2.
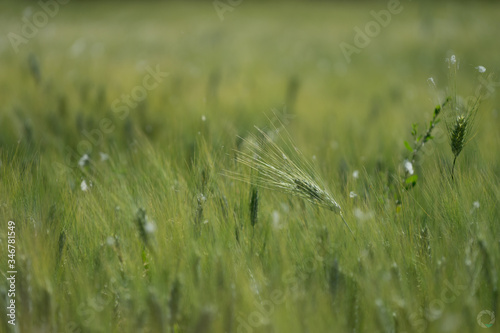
446 55 483 180
227 119 353 234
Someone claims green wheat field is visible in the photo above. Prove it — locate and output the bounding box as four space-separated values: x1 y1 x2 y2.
1 1 499 332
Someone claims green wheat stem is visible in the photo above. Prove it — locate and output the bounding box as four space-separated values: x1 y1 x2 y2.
410 98 450 166
340 212 353 235
451 155 458 181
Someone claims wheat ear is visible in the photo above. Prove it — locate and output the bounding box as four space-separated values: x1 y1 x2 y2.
227 119 353 235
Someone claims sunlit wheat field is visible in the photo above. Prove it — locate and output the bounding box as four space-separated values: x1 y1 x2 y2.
0 1 499 332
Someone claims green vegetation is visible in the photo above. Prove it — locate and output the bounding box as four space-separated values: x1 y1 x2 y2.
0 1 499 332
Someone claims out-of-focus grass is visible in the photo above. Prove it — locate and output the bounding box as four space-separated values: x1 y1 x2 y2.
0 1 499 332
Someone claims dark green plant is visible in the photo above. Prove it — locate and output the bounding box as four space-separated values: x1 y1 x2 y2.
403 98 451 188
249 186 259 228
445 56 482 180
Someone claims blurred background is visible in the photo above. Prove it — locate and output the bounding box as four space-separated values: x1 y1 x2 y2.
1 0 499 166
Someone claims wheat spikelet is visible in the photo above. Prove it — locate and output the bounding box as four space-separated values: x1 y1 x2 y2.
450 115 467 158
446 96 480 180
249 186 259 228
445 55 483 180
449 113 472 180
227 118 352 234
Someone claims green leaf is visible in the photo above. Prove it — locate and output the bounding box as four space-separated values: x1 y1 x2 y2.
434 105 441 116
405 174 418 184
404 141 413 152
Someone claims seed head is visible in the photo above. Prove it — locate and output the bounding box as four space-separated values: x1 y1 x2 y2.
450 115 467 158
292 178 341 213
226 118 352 234
250 187 259 227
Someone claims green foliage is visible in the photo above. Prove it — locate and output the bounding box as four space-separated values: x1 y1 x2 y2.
403 97 450 189
405 174 418 186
